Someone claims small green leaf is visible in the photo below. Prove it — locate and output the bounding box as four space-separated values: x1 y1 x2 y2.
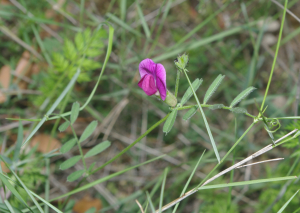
203 74 225 104
163 109 178 134
208 104 225 110
84 141 111 158
79 121 98 143
60 156 81 170
85 207 96 213
67 170 85 182
88 162 96 173
229 107 248 114
183 106 198 120
60 138 77 154
180 78 203 105
70 102 80 124
230 86 256 108
59 121 70 132
64 39 77 61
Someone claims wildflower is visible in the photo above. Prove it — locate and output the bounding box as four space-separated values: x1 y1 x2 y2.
138 59 177 107
138 58 167 100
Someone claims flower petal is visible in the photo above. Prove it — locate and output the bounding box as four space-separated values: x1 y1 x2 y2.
155 64 167 100
139 59 156 78
138 74 157 96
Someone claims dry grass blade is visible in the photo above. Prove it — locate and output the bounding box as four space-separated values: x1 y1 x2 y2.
135 199 145 213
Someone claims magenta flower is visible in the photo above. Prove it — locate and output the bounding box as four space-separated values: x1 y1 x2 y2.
138 59 167 100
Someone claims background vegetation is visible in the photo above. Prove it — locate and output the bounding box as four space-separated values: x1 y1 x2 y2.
0 0 300 212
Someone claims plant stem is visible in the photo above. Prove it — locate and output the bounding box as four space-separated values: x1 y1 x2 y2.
70 124 87 171
174 69 180 98
260 0 288 111
183 68 220 163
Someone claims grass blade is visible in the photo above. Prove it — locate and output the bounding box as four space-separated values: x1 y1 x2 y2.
203 74 225 104
183 70 220 163
277 189 299 213
13 121 23 163
0 173 31 211
136 1 150 38
106 13 141 37
172 150 206 213
4 200 15 213
146 191 156 213
22 68 81 147
230 86 256 108
198 176 297 190
158 168 168 213
6 164 44 212
51 155 165 201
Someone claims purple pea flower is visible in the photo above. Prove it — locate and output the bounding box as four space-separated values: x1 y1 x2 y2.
138 59 167 100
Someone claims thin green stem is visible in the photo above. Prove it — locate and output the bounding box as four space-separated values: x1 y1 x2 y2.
44 158 50 213
174 69 180 98
183 69 220 163
70 124 87 171
260 0 288 111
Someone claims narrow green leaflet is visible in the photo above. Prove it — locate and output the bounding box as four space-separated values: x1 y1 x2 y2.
229 107 248 114
79 121 98 143
180 78 203 105
163 109 178 134
60 156 81 170
60 138 77 154
84 141 111 158
67 170 85 182
230 86 256 108
277 189 299 213
13 122 23 163
203 74 225 104
58 121 70 132
70 102 80 124
198 176 297 190
183 106 198 120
